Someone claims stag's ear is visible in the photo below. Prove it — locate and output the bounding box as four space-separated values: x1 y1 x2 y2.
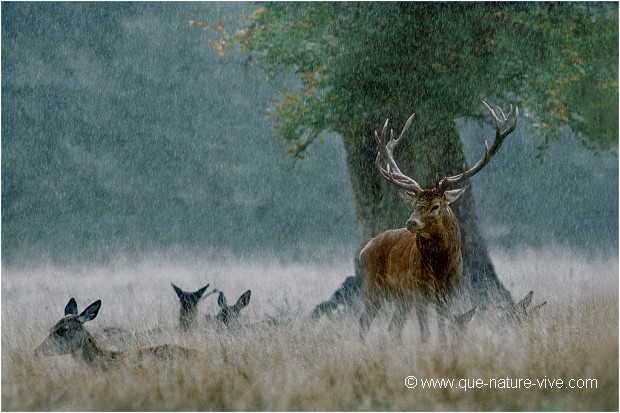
78 300 101 323
445 187 466 204
65 298 78 316
399 191 417 205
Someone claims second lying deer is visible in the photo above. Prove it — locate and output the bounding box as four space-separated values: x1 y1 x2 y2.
206 290 252 329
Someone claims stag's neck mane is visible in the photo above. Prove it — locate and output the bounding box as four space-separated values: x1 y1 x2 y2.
415 218 461 277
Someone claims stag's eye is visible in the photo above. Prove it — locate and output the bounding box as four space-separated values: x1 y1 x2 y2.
56 326 69 336
430 204 440 214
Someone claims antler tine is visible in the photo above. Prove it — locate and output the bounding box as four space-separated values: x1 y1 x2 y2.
497 105 506 120
494 103 509 122
374 113 422 194
438 101 518 191
397 112 416 143
375 118 390 145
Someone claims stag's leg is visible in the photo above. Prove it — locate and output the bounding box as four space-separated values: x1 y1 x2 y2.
359 295 382 342
388 298 413 342
414 302 430 343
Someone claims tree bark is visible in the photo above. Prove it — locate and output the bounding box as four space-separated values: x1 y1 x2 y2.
314 112 514 316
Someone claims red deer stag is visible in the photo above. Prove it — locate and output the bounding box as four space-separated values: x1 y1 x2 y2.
35 298 199 369
359 102 518 343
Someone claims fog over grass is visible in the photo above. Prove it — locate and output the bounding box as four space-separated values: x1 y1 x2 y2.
2 247 617 410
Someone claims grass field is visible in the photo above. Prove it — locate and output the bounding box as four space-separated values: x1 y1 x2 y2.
2 247 617 410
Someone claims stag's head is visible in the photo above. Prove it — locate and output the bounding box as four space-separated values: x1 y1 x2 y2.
398 188 465 237
35 298 101 357
375 102 518 235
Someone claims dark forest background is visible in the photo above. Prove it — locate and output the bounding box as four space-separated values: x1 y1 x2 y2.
2 3 617 266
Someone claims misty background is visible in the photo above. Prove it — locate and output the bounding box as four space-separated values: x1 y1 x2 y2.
2 2 618 267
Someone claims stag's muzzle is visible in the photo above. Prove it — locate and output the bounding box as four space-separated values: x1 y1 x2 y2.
406 217 424 232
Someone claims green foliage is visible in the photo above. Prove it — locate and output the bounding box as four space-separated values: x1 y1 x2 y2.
500 3 619 152
234 3 618 158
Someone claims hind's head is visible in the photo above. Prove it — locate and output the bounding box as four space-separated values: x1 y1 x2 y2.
207 290 251 329
35 298 100 357
172 283 217 330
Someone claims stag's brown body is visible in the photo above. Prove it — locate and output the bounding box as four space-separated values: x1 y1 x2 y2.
360 196 462 304
359 190 465 342
359 102 518 343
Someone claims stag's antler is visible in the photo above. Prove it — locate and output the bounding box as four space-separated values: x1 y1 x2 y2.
438 101 518 191
374 113 423 194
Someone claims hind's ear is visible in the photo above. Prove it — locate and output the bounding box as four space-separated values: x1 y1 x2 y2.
517 291 534 311
236 290 251 308
78 300 101 323
531 301 547 313
194 284 210 299
459 306 477 323
65 298 78 316
172 283 185 299
217 292 228 308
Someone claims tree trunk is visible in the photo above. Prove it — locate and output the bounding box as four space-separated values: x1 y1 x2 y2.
313 112 514 317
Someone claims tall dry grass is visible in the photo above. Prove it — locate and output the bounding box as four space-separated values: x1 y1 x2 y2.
2 247 617 410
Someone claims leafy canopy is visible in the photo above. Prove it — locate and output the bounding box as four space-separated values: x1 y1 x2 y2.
203 3 617 158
